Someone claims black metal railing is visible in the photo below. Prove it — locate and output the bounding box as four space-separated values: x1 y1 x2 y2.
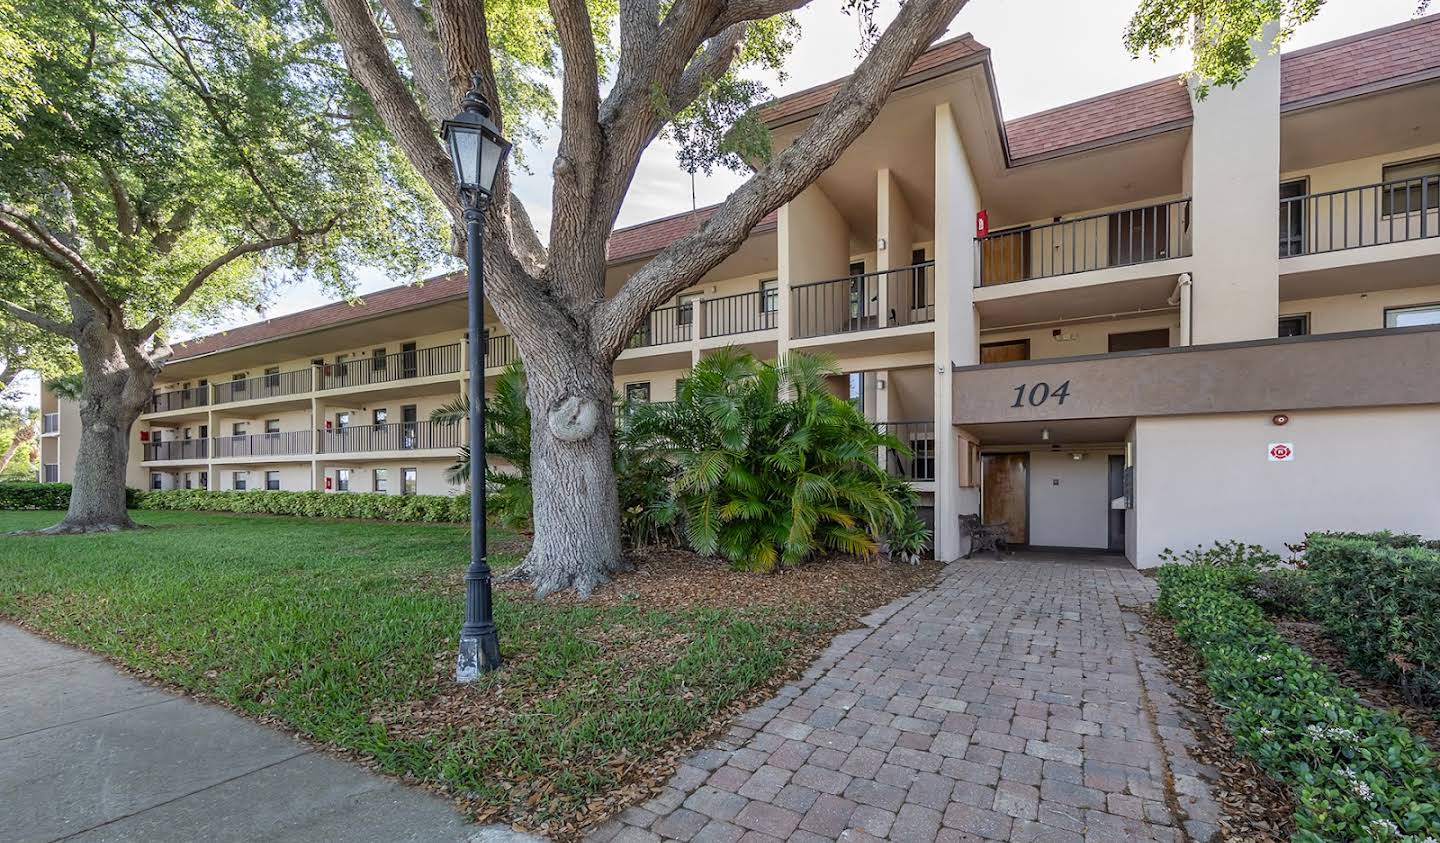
212 368 313 404
42 464 59 482
317 343 462 390
143 438 209 461
485 334 518 369
212 430 313 459
41 413 59 434
875 420 937 481
976 198 1191 286
148 386 210 413
791 263 936 340
701 291 779 339
629 305 692 348
1280 176 1439 257
319 420 461 454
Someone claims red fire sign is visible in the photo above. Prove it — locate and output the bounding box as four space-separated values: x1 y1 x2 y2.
1268 443 1294 462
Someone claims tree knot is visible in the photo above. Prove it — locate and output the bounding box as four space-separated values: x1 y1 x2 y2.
547 395 601 442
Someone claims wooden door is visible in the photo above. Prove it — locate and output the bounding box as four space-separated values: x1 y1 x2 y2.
981 453 1028 545
980 229 1029 285
981 340 1030 365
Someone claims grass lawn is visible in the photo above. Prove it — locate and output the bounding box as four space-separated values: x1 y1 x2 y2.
0 510 939 838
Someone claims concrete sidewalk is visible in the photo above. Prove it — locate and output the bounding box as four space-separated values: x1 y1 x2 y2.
0 623 504 843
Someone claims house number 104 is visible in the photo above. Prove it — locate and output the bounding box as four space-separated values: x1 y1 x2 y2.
1010 380 1071 408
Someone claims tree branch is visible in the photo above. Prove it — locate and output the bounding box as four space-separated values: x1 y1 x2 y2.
0 205 121 321
100 159 136 237
707 0 809 35
0 298 75 338
545 0 607 308
379 0 454 123
594 0 971 358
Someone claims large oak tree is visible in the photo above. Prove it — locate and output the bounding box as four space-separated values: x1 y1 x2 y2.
319 0 1339 596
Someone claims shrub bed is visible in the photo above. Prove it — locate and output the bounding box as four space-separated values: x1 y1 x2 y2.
0 482 146 511
1306 532 1440 705
135 489 469 523
1157 563 1440 842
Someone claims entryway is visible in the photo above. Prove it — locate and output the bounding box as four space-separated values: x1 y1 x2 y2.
978 446 1126 554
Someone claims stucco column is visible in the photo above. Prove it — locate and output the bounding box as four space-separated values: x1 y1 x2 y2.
1188 23 1281 344
877 168 916 325
933 102 982 560
779 185 851 348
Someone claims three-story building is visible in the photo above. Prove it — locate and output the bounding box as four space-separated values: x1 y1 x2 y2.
42 15 1440 566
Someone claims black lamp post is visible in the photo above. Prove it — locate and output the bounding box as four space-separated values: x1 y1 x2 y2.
443 76 512 682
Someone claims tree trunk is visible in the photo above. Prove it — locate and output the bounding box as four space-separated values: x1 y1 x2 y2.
505 349 627 598
44 308 155 533
0 423 33 475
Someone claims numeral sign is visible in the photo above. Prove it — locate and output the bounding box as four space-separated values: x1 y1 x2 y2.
1010 380 1071 408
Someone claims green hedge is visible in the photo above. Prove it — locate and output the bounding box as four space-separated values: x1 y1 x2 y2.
134 489 470 523
0 482 146 511
1158 563 1440 842
1307 532 1440 705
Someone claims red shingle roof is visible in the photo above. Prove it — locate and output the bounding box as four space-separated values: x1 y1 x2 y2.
606 205 778 263
1004 76 1193 161
759 34 988 126
1280 13 1440 106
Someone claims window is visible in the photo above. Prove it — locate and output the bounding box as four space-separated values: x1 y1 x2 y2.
184 473 193 490
1107 329 1170 353
759 278 778 314
402 467 417 495
1385 303 1440 328
677 293 701 329
372 347 387 371
910 248 929 310
233 471 248 491
335 412 350 430
848 261 868 321
1382 157 1440 216
182 427 192 440
264 366 280 390
199 471 208 490
264 419 280 434
910 437 936 482
374 468 388 493
1278 314 1310 337
336 469 351 492
232 422 247 436
1279 179 1308 257
625 382 650 403
232 372 248 394
150 473 163 491
265 471 281 491
373 408 388 426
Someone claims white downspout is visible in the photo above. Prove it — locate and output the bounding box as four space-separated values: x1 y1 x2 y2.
1167 273 1193 346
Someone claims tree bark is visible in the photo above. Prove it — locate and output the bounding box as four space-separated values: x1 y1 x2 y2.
44 304 154 533
503 345 627 598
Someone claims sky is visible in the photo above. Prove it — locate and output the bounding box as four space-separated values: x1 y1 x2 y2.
8 0 1426 406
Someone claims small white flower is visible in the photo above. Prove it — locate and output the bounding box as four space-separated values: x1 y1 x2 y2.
1369 818 1399 838
1259 727 1274 738
1256 653 1271 662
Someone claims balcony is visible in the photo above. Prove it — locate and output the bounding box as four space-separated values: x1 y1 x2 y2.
143 439 209 462
791 263 935 340
485 333 519 370
213 368 313 405
701 291 778 340
318 420 461 455
975 199 1191 287
41 413 59 434
212 431 314 459
1280 176 1439 257
875 420 937 482
629 304 692 349
148 386 210 414
317 343 462 391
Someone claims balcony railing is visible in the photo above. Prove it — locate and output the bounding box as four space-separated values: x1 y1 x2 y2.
41 413 59 434
701 291 779 339
629 304 692 349
791 263 936 340
317 343 462 390
148 386 210 414
319 420 461 454
213 368 313 405
976 198 1191 286
1280 176 1439 257
212 430 313 459
144 439 209 461
875 420 937 481
485 333 519 370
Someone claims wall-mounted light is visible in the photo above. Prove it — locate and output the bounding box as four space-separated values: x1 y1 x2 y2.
1041 428 1051 441
877 237 888 251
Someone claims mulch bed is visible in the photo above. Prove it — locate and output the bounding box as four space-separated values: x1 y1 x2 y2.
1136 606 1296 843
398 548 945 838
1277 620 1440 753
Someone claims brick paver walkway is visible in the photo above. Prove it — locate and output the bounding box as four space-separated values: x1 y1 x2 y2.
590 557 1220 843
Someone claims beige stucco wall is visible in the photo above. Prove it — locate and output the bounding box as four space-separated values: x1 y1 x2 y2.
781 186 853 341
215 464 312 492
1131 406 1440 567
981 312 1180 360
318 460 459 496
1028 450 1116 549
1283 283 1440 333
616 368 688 403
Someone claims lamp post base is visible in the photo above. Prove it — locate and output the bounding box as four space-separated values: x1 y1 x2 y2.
456 631 502 682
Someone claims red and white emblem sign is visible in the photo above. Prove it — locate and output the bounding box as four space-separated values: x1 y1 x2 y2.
1268 443 1294 462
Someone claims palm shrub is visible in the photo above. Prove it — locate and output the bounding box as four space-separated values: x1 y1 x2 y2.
430 363 532 529
632 349 917 572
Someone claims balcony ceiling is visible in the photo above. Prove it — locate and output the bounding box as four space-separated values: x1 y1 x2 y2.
1281 79 1440 172
962 417 1134 446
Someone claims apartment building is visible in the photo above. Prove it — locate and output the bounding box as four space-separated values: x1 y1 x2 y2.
41 15 1440 567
